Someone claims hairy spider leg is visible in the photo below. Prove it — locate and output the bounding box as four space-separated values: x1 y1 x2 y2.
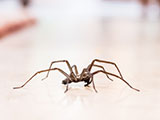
71 65 79 75
88 59 124 79
92 64 114 81
13 68 71 93
92 70 140 92
42 60 76 80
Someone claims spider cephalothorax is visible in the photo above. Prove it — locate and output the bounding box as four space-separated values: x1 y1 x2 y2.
62 68 92 87
13 59 140 93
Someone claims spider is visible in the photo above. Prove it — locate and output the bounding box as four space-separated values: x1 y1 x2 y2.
13 59 140 93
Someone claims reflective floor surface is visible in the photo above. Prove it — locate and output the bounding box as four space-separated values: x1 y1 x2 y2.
0 0 160 120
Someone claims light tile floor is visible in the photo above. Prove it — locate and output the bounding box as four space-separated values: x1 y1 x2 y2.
0 0 160 120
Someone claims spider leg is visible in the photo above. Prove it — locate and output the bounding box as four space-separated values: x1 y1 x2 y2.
13 68 71 92
83 75 97 92
88 59 124 79
92 70 140 92
91 76 98 93
64 84 69 93
84 81 92 87
93 64 114 81
72 65 79 75
42 60 74 80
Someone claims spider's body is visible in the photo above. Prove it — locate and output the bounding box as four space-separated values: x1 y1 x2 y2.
13 59 140 93
62 69 91 86
62 77 91 85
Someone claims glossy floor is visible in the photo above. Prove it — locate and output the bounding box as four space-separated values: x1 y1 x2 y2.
0 0 160 120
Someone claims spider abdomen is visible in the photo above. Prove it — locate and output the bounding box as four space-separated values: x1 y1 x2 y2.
62 79 72 85
62 76 91 85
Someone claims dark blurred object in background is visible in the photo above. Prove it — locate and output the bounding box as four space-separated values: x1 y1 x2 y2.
0 0 36 38
140 0 149 6
139 0 160 17
0 17 36 38
20 0 30 7
158 0 160 7
139 0 149 17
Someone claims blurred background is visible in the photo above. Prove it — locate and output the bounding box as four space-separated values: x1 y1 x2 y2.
0 0 160 120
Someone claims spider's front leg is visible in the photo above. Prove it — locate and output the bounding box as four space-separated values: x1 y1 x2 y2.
92 70 140 92
82 74 98 92
84 79 92 87
92 64 114 81
91 76 98 93
88 59 124 79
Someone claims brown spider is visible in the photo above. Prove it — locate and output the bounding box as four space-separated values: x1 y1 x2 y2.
13 59 140 93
